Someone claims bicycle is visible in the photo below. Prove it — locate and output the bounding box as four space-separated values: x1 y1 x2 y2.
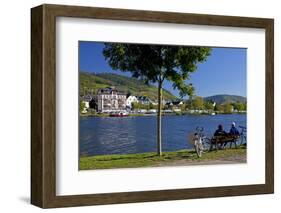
188 127 211 157
238 126 247 146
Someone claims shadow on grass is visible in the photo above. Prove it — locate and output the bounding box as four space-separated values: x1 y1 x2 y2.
82 151 196 162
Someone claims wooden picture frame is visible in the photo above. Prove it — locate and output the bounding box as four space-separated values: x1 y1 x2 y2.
31 4 274 208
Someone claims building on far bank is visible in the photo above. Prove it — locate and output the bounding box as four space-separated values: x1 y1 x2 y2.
137 96 153 105
97 87 126 112
165 100 184 111
126 95 138 109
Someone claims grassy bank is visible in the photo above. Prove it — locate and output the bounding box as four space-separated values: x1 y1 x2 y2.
80 147 246 170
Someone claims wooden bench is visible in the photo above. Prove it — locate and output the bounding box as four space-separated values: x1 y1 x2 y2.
210 135 240 151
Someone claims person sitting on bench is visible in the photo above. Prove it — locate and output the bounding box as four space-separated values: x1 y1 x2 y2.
214 124 227 148
229 122 240 136
214 124 227 137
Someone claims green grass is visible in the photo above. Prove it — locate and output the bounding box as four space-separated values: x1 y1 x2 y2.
79 147 246 170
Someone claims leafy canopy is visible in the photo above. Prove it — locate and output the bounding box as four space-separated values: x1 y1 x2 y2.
103 43 211 97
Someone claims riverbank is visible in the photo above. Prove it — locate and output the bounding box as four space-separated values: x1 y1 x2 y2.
79 146 246 170
80 113 153 117
80 111 247 117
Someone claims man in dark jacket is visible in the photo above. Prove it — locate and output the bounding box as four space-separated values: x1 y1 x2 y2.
214 124 227 149
214 124 227 136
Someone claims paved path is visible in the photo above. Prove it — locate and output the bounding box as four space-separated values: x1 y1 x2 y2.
154 154 246 167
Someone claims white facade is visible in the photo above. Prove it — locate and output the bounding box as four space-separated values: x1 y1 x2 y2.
97 88 127 112
126 95 138 108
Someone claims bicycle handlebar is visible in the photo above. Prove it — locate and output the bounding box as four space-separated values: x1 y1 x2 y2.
196 126 204 132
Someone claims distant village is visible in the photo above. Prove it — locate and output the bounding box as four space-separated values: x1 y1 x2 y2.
80 87 246 116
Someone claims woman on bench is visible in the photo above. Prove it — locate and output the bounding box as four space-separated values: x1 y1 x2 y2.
229 122 240 136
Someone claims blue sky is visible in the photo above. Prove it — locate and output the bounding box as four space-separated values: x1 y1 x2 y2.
79 41 246 98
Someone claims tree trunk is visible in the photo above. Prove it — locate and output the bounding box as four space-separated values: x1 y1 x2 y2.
157 82 163 156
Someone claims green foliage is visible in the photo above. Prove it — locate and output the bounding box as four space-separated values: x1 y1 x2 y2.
180 103 187 112
233 102 246 112
149 103 157 110
80 100 86 112
192 96 204 110
214 103 224 112
184 97 246 114
223 103 233 114
204 101 214 111
243 102 247 111
103 43 211 98
131 102 157 110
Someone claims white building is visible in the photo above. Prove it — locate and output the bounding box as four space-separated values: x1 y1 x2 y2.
137 96 153 105
165 100 184 111
97 87 126 112
126 95 138 108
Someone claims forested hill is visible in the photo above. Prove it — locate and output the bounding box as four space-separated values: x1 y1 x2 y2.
204 94 247 104
80 71 176 101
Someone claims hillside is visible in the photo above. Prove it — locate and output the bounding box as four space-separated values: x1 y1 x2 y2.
79 71 176 100
204 94 247 104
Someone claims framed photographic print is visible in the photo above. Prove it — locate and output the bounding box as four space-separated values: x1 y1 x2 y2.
31 4 274 208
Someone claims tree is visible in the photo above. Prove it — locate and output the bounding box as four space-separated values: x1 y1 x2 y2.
214 103 223 112
243 102 247 111
103 43 211 156
186 97 194 110
204 101 214 111
224 103 233 114
180 103 187 112
80 100 86 113
233 102 244 112
132 102 141 110
192 96 204 110
149 102 157 110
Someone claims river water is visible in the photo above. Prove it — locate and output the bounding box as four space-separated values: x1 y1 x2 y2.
79 114 246 157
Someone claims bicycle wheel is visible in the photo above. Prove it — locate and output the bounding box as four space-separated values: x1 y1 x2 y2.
203 138 212 152
242 135 247 145
195 144 203 158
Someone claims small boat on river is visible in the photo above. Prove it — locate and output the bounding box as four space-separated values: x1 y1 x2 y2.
109 111 129 117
